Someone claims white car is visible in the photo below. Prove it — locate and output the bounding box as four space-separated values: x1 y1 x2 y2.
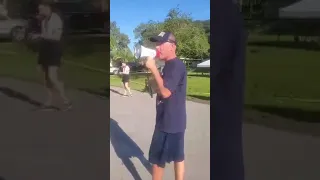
110 66 119 75
0 14 27 41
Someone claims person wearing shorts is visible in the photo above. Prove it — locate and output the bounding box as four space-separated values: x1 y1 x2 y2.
34 2 71 110
145 31 187 180
119 62 132 96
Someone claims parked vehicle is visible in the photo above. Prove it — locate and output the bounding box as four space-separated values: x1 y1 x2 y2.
110 66 119 75
0 14 27 41
110 62 119 75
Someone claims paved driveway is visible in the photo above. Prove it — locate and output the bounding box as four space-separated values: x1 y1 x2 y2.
110 87 211 180
110 87 320 180
1 77 320 180
0 78 109 180
243 123 320 180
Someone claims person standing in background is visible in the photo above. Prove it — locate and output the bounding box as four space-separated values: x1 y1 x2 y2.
119 62 132 97
32 2 71 111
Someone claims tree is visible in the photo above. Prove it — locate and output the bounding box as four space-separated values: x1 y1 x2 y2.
133 7 210 59
110 21 134 62
110 21 130 50
133 20 164 48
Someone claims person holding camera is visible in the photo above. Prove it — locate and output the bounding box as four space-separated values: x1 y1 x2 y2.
144 31 187 180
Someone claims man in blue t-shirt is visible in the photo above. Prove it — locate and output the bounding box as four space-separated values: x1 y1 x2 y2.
144 31 187 180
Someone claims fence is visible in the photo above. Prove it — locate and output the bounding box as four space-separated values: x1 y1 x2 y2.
180 58 204 69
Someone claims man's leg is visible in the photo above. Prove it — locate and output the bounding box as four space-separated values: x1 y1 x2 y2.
124 82 132 95
174 161 185 180
172 132 185 180
47 66 70 104
149 129 166 180
122 82 128 96
40 65 54 106
152 164 164 180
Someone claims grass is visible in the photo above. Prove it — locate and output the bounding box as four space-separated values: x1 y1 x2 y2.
246 35 320 107
2 34 320 135
245 34 320 126
110 73 210 101
0 38 109 96
111 34 320 127
0 38 211 102
1 34 320 123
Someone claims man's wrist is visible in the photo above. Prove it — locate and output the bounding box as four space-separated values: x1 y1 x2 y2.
150 67 165 90
149 66 158 74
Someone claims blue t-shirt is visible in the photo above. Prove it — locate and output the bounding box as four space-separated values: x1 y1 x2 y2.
155 58 187 133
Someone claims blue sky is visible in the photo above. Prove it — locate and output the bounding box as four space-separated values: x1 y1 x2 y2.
110 0 210 51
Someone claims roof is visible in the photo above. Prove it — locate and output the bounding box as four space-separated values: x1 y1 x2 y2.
197 59 210 68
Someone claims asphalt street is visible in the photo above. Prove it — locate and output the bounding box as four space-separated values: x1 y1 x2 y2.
0 78 319 180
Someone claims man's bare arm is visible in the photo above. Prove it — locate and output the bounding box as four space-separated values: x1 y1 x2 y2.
149 67 172 98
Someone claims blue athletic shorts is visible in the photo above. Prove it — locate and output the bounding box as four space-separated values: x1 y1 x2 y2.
148 129 185 168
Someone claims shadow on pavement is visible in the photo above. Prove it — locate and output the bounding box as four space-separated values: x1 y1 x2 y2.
110 88 123 96
0 86 42 107
0 176 5 180
110 118 152 180
78 88 109 99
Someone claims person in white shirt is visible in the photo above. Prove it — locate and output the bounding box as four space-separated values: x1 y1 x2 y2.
119 62 132 96
33 2 71 111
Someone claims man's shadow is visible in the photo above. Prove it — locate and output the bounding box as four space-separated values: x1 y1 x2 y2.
110 118 152 180
110 88 123 96
0 87 42 107
78 88 109 99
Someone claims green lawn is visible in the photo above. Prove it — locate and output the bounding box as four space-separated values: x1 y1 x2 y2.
111 34 320 121
244 34 320 124
1 34 320 116
110 73 210 101
246 35 320 109
0 40 109 96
